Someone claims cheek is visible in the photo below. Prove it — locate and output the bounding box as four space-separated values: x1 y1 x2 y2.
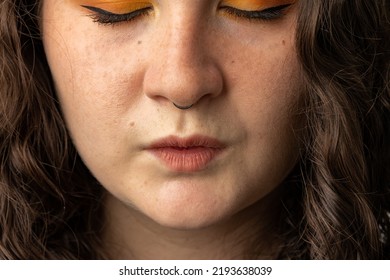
226 39 302 180
43 32 143 149
229 40 301 135
221 16 300 127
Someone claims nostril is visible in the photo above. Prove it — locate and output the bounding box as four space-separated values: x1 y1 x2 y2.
172 103 194 110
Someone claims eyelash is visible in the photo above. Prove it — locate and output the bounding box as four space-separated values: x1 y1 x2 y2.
82 4 292 26
221 4 292 21
82 5 153 25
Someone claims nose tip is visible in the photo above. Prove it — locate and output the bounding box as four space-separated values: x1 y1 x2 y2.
144 55 223 107
143 23 223 108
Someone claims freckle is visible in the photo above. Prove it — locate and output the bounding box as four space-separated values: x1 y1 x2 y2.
231 60 235 64
130 122 135 127
138 40 142 45
282 40 286 45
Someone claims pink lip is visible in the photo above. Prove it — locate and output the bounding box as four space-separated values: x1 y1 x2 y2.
147 135 225 172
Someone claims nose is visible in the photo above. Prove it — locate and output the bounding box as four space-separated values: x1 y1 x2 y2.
143 14 224 108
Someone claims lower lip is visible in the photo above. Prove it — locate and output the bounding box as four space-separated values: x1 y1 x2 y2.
149 147 222 172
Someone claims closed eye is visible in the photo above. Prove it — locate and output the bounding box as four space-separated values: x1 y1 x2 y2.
220 4 293 21
82 5 153 25
82 2 293 26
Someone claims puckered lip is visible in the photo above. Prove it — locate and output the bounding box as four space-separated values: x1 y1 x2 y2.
147 135 225 150
145 135 226 172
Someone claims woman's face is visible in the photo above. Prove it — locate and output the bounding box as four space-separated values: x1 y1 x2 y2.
42 0 301 229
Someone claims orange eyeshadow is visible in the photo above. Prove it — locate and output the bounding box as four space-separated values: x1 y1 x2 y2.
221 0 295 10
77 0 153 14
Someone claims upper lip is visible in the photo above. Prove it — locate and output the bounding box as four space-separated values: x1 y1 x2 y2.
147 135 225 149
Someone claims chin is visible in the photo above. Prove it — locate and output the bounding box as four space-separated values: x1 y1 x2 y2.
145 196 234 231
150 212 227 231
136 177 264 231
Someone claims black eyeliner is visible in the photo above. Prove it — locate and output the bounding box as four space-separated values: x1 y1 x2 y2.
81 5 152 25
82 3 292 25
221 3 292 21
81 5 118 16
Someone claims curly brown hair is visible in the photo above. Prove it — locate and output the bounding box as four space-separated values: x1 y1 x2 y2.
0 0 389 259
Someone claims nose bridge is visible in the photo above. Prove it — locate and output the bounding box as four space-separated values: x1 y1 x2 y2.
164 15 203 71
144 9 223 106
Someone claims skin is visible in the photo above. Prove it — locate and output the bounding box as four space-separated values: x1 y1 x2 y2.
42 0 302 259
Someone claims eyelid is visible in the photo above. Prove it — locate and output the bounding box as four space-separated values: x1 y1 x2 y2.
81 4 153 25
220 0 296 11
81 1 294 25
82 5 128 16
219 3 294 21
80 1 153 14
